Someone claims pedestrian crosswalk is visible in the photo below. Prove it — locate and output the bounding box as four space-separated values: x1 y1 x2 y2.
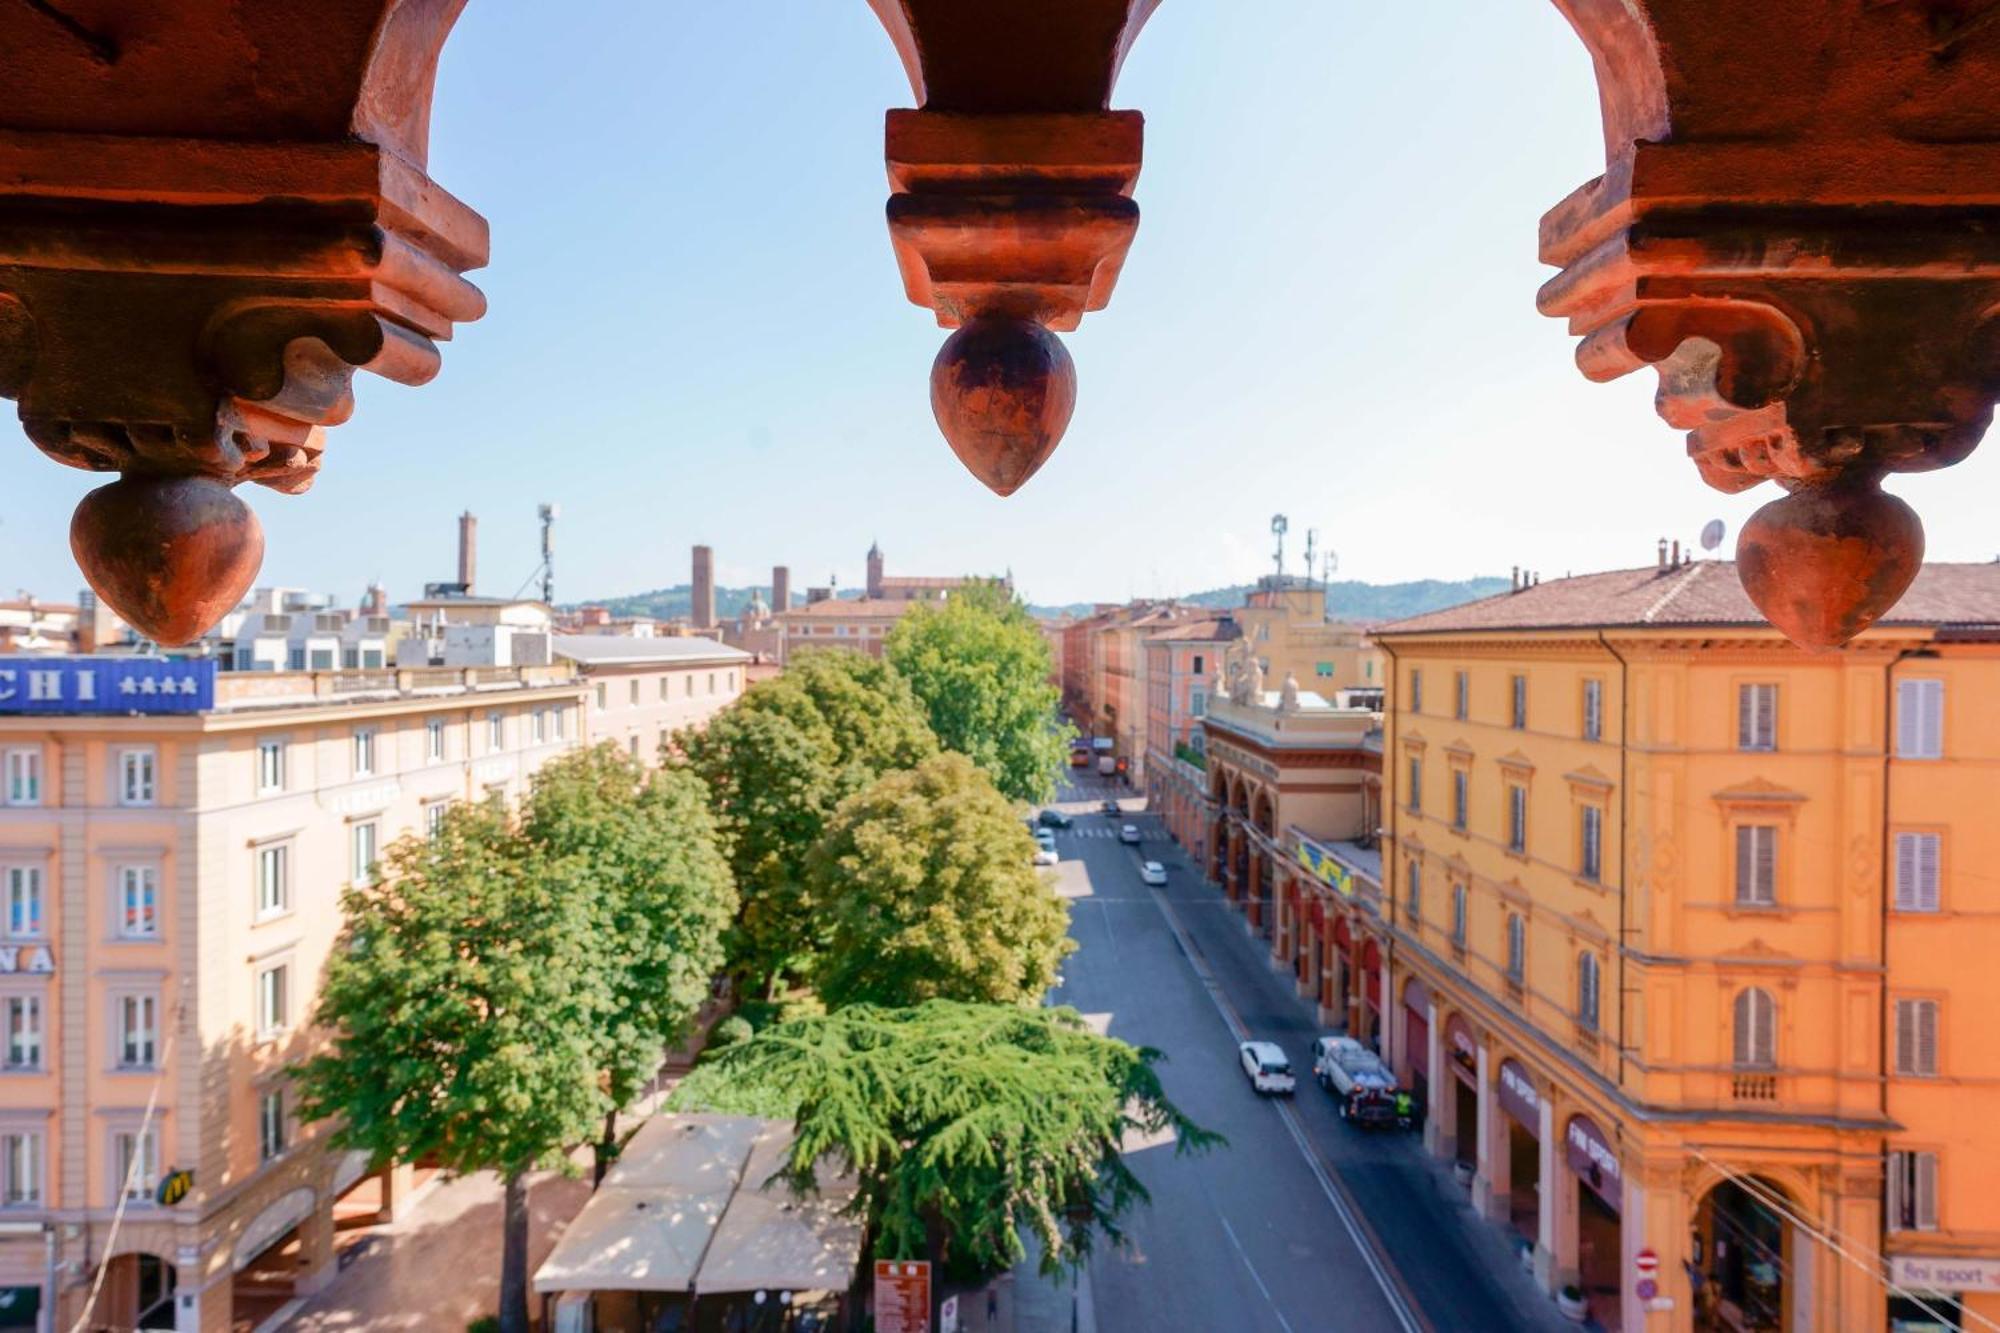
1053 824 1150 840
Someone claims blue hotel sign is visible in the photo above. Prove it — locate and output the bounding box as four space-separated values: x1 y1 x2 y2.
0 657 215 714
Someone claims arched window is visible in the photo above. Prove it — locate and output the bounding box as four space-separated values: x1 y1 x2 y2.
1578 953 1601 1030
1506 914 1525 982
1733 987 1777 1068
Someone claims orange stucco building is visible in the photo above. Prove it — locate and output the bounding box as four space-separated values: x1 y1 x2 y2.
1347 559 2000 1333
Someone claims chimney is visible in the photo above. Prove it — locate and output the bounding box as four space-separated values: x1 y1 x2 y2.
363 583 387 616
1671 539 1681 567
772 565 791 614
1511 565 1521 593
457 511 477 592
1658 537 1669 571
691 545 716 629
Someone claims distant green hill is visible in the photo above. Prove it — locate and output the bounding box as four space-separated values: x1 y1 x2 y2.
1027 577 1507 624
567 584 806 622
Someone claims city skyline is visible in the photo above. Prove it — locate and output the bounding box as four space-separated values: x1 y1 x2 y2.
6 2 1994 609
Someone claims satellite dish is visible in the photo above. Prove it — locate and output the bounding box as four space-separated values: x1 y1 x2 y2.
1699 519 1726 553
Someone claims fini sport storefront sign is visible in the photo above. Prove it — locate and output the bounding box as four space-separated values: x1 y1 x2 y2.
0 657 214 714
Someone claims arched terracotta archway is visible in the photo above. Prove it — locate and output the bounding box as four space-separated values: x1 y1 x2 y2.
3 2 1993 648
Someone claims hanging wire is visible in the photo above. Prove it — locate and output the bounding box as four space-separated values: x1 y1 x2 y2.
1685 1147 1998 1333
68 983 188 1333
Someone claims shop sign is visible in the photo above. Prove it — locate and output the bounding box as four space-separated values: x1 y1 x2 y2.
0 657 214 715
874 1260 931 1333
0 946 53 976
1294 839 1355 899
1565 1115 1622 1208
1889 1256 2000 1294
324 780 401 815
1497 1059 1540 1127
1445 1015 1477 1074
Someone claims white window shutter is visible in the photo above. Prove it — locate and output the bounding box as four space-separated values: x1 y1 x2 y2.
1895 834 1919 910
1896 1001 1914 1073
1733 991 1752 1065
1918 1152 1939 1229
1888 1153 1906 1229
1919 1001 1938 1075
1919 835 1940 910
1738 685 1752 748
1758 685 1776 747
1756 827 1776 903
1923 681 1944 758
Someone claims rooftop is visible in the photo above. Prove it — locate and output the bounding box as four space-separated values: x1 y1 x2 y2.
553 634 750 666
1375 561 2000 636
1146 616 1241 643
777 597 912 620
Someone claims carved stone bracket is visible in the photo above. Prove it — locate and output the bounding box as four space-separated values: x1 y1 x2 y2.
1541 0 2000 649
0 132 486 643
869 0 1156 497
1540 142 2000 646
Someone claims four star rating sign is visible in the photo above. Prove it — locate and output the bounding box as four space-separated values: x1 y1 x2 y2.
0 657 215 714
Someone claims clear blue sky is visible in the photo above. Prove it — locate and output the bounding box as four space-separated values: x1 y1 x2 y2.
4 3 1995 607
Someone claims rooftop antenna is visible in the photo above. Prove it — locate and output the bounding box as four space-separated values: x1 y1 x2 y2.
1303 528 1317 583
1270 513 1288 582
538 503 558 605
1699 518 1726 557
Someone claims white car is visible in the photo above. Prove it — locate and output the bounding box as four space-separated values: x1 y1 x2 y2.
1033 842 1059 866
1238 1040 1296 1096
1119 823 1141 845
1139 860 1168 886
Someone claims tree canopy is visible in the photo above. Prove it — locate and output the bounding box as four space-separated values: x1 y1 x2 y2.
886 583 1072 804
670 1001 1219 1277
517 744 736 1112
811 753 1072 1010
676 650 938 993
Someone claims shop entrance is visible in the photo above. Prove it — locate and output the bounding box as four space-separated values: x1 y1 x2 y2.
1496 1059 1542 1246
1694 1177 1791 1332
1566 1114 1623 1333
101 1254 177 1330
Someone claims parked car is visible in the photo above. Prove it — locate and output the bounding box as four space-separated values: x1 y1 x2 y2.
1099 799 1121 816
1038 808 1072 828
1119 823 1141 844
1139 860 1168 886
1312 1036 1399 1126
1032 838 1059 866
1239 1041 1296 1096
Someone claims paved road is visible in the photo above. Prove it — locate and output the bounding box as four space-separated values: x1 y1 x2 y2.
1044 778 1564 1333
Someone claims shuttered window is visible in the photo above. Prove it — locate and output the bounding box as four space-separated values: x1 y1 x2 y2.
1451 883 1468 948
1894 833 1941 912
1896 679 1945 759
1895 999 1939 1076
1735 825 1777 906
1407 757 1422 813
1511 675 1528 729
1410 669 1423 714
1888 1150 1940 1231
1452 771 1468 830
1508 785 1528 852
1582 679 1603 742
1455 671 1469 721
1406 860 1421 917
1580 806 1603 881
1737 683 1778 751
1578 953 1601 1030
1506 915 1525 981
1732 987 1776 1067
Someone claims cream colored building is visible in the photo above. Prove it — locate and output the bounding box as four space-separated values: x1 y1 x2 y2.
1232 575 1381 697
556 636 750 763
0 655 587 1332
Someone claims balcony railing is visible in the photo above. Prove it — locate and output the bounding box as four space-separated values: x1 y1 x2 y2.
1731 1072 1779 1102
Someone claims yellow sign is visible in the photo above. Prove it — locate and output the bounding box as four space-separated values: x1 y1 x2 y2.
156 1168 193 1207
1294 842 1354 898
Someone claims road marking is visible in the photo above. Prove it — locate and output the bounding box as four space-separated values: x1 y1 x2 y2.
1219 1214 1295 1333
1138 876 1429 1333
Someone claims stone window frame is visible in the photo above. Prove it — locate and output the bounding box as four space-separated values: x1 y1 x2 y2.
1 746 41 808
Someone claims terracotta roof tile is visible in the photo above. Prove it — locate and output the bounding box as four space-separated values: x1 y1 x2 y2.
776 598 911 620
1375 562 2000 635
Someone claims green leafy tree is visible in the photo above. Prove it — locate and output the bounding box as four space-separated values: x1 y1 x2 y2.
671 1000 1220 1281
293 799 611 1333
518 744 737 1180
886 583 1073 803
676 651 937 993
811 753 1073 1009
